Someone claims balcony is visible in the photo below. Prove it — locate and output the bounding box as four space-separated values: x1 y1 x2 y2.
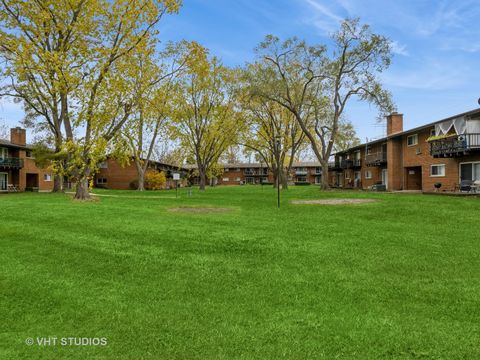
295 170 308 175
244 169 268 176
328 161 341 170
430 134 480 158
365 152 387 166
0 157 24 169
340 159 361 169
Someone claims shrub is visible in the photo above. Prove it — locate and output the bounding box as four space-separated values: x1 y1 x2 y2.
295 182 311 186
145 171 166 190
129 179 139 190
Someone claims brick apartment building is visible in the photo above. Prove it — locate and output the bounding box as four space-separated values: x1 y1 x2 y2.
0 127 54 192
79 108 480 192
193 162 323 186
95 158 187 190
329 109 480 192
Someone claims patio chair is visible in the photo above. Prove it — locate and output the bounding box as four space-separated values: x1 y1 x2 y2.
459 180 474 192
473 180 480 193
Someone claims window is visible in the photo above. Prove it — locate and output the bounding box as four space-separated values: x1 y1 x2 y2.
431 164 445 177
407 134 418 146
354 150 361 160
43 174 52 181
0 147 7 159
366 147 372 155
98 161 108 169
96 178 107 184
26 150 34 158
297 176 307 182
365 170 372 179
460 162 480 182
225 168 229 172
430 128 435 137
222 177 229 182
344 172 349 179
235 177 241 182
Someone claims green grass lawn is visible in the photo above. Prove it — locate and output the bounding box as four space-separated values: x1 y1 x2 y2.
1 186 480 359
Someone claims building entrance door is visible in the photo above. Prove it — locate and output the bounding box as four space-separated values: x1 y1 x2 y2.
381 169 388 190
405 166 422 190
0 173 7 191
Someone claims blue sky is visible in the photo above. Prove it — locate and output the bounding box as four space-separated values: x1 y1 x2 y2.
1 0 479 141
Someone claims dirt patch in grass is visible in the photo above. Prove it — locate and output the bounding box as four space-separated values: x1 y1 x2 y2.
291 198 377 205
168 207 232 213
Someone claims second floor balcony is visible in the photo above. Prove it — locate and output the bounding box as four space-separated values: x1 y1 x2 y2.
365 152 387 166
342 159 361 168
244 169 268 176
430 134 480 158
329 159 362 170
0 157 24 169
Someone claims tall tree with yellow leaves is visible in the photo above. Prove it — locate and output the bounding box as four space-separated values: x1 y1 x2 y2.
0 0 181 198
171 46 244 190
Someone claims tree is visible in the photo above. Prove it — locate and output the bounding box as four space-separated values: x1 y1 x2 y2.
220 145 242 164
206 163 224 186
0 0 93 191
171 47 243 190
239 82 307 189
0 0 181 199
333 121 361 152
251 18 394 189
121 41 191 191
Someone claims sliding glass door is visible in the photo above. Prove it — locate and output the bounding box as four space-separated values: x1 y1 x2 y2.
0 173 7 191
460 162 480 182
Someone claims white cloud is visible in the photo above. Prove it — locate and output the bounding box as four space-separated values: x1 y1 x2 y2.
302 0 344 33
390 41 409 56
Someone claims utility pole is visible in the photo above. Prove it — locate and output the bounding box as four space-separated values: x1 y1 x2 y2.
275 134 281 208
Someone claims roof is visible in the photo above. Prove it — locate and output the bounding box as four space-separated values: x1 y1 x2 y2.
335 108 480 155
186 161 322 169
0 138 29 149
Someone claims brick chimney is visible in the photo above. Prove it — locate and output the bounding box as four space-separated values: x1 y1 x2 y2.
10 127 26 146
386 112 403 136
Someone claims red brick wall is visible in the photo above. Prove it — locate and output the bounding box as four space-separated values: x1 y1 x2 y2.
400 127 463 192
96 159 139 190
387 137 403 190
387 113 403 135
18 150 54 191
10 127 26 146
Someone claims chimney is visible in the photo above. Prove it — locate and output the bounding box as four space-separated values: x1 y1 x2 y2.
10 127 26 146
386 112 403 136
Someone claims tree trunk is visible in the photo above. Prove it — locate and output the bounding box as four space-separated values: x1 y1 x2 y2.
320 161 330 190
198 168 206 190
52 175 63 192
74 178 91 200
272 169 278 188
137 169 145 191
